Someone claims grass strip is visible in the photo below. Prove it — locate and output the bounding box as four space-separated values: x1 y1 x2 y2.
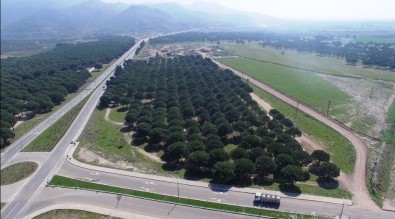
33 209 122 219
1 162 38 185
49 175 319 219
250 84 355 174
368 101 395 206
23 94 90 152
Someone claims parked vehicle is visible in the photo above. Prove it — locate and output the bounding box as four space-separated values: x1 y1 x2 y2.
254 193 280 205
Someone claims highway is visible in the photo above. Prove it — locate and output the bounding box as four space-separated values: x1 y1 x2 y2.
0 38 146 219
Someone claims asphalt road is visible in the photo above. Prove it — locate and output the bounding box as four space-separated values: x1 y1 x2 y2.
25 188 256 219
55 161 395 218
0 39 145 219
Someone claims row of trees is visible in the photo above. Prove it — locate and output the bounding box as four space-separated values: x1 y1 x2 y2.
150 31 395 70
100 55 340 184
135 40 146 55
0 36 135 147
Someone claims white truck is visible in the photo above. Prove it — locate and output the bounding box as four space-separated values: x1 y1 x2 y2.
254 193 280 205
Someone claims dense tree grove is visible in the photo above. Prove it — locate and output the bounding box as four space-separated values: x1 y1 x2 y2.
0 36 135 146
101 55 339 184
150 32 395 70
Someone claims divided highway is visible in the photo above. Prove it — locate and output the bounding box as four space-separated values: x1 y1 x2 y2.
0 40 142 167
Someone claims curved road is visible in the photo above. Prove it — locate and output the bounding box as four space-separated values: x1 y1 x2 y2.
213 60 378 211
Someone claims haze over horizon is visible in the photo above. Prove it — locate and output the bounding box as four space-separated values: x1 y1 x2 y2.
103 0 395 21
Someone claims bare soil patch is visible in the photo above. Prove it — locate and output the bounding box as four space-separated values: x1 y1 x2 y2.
77 147 137 171
321 74 394 137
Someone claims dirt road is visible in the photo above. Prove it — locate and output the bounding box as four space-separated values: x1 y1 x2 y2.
213 60 380 211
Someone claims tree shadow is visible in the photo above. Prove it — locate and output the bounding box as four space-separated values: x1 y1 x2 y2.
120 126 132 133
144 143 162 153
207 181 232 193
161 162 182 172
184 169 207 181
278 183 301 197
132 133 147 145
117 106 128 112
233 177 253 187
253 176 275 187
316 177 339 189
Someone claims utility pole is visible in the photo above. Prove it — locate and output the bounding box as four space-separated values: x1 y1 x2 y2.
327 100 331 116
177 177 180 199
295 101 299 118
370 88 374 99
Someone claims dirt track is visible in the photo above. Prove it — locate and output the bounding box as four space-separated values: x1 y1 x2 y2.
213 60 381 211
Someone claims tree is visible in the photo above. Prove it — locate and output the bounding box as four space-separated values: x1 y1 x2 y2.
136 122 151 136
166 132 185 146
311 150 330 163
231 147 249 160
212 161 235 182
1 128 15 145
267 142 290 157
281 165 305 184
217 122 233 137
234 158 255 179
188 150 210 171
167 142 188 162
207 139 225 150
293 151 313 166
239 135 260 149
286 127 302 137
318 162 340 178
148 128 167 144
209 148 230 165
255 156 276 178
249 147 264 162
285 141 303 153
187 140 206 152
276 153 295 170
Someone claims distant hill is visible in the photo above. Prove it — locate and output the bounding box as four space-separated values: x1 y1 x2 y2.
1 0 281 39
2 0 393 40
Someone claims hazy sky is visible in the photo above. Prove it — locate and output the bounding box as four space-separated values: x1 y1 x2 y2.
103 0 395 20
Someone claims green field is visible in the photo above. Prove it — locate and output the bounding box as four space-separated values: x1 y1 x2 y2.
109 105 128 123
1 162 38 185
219 57 351 113
223 43 395 81
76 108 173 176
368 100 395 206
22 95 89 152
33 209 121 219
250 84 355 174
49 175 319 219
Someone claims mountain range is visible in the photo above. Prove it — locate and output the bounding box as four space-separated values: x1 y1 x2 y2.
1 0 279 39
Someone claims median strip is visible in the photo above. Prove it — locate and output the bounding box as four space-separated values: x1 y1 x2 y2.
48 175 319 219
